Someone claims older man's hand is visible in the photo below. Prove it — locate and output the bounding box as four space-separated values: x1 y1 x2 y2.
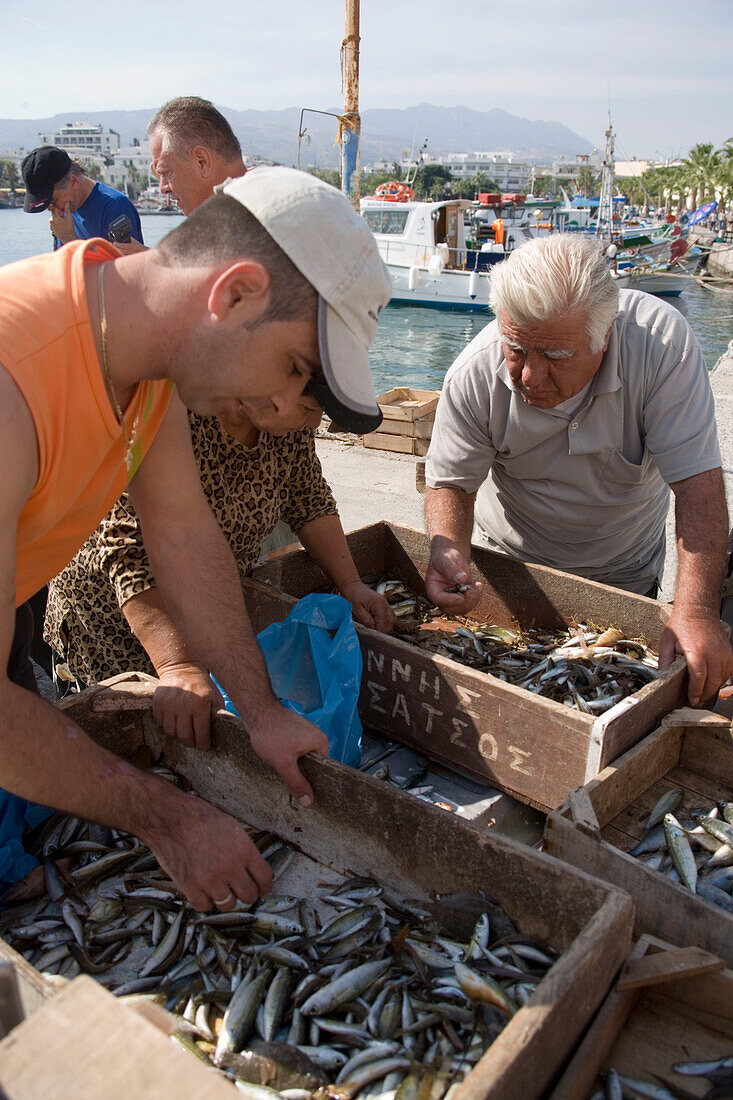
425 545 483 614
49 203 77 245
659 608 733 707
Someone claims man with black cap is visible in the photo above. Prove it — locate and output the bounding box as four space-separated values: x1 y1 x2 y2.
21 146 143 248
0 166 391 911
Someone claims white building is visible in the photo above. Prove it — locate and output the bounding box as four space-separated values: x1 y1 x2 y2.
37 121 120 157
106 144 152 193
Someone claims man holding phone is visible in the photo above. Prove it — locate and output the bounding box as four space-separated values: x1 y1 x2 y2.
21 147 143 249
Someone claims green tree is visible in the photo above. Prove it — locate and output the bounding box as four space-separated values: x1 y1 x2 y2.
0 160 20 195
413 164 452 200
125 160 145 201
451 172 500 199
679 142 720 210
308 168 340 189
577 167 596 198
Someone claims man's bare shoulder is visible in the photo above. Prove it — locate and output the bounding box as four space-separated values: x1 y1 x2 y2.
0 364 39 508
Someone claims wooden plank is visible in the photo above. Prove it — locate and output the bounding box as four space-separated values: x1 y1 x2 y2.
369 412 435 438
550 939 649 1100
678 722 733 783
0 976 234 1099
617 946 724 989
551 936 733 1100
544 810 733 967
363 431 417 454
54 680 634 1100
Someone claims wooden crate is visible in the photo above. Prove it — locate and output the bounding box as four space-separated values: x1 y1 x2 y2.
2 675 633 1100
551 934 733 1100
246 521 687 812
544 709 733 967
0 975 235 1099
377 387 440 421
370 412 435 439
362 431 430 456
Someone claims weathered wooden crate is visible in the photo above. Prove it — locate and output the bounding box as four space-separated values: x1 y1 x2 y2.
544 709 733 967
0 974 236 1099
377 387 440 422
550 934 733 1100
2 676 634 1100
247 521 687 812
362 431 430 456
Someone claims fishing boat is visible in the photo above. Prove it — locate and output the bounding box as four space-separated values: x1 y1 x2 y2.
594 119 693 298
360 190 534 311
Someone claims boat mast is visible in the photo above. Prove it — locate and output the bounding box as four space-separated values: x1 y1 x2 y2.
340 0 361 207
596 114 615 242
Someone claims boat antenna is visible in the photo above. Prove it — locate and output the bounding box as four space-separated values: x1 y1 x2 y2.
595 112 615 242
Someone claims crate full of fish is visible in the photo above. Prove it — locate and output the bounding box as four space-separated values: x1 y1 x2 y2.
0 676 634 1100
550 933 733 1100
246 522 687 812
544 709 733 968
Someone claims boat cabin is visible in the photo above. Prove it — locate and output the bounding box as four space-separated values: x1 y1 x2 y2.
360 198 470 270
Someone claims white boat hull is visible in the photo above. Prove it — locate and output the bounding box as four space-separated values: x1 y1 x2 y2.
386 263 492 311
612 267 694 297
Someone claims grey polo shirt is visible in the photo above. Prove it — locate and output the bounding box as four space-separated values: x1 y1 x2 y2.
426 290 721 594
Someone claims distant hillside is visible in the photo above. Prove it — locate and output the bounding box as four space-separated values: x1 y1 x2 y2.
0 104 593 165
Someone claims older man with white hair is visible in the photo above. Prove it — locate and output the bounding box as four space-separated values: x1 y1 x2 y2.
425 233 731 706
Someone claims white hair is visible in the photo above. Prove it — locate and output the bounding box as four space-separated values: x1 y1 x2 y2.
488 234 619 353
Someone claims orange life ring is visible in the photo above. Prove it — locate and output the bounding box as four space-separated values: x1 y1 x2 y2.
374 181 415 202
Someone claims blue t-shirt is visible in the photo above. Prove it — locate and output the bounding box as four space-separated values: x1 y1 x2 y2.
65 181 143 245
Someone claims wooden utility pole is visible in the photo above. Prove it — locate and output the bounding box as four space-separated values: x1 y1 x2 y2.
341 0 361 206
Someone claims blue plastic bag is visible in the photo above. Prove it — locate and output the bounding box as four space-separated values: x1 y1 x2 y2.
0 793 53 891
216 593 363 766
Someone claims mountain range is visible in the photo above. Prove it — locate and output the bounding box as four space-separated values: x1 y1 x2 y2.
0 104 593 166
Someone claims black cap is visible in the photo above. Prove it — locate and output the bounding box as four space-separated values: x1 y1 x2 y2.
21 147 73 213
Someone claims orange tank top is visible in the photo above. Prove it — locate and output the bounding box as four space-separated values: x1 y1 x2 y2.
0 238 173 605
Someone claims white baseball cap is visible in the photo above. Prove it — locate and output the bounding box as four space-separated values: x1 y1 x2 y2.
220 167 392 434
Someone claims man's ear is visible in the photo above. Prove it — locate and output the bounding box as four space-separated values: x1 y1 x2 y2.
193 145 214 179
207 261 271 323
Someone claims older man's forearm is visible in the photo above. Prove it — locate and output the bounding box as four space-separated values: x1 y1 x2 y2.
425 486 476 562
671 467 728 613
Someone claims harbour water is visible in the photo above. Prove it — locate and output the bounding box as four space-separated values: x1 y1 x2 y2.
1 207 731 390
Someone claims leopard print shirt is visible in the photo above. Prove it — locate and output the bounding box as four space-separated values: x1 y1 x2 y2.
44 413 337 683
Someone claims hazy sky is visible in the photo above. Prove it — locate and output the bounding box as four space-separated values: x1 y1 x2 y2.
2 0 731 159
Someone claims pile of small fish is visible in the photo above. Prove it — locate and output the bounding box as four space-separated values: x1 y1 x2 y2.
592 1057 733 1099
365 576 659 716
0 782 559 1097
628 788 733 914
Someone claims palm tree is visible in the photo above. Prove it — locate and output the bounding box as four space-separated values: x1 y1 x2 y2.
680 143 720 210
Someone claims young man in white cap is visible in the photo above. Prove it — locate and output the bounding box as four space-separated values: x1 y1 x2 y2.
0 167 391 911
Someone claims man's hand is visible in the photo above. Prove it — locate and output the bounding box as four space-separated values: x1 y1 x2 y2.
339 580 395 633
659 608 733 707
247 706 329 808
49 203 77 244
425 544 482 614
144 790 273 910
153 663 224 751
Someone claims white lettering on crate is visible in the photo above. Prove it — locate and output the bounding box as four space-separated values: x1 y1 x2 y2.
392 693 412 725
366 680 388 714
366 650 385 675
508 745 532 774
418 670 441 700
391 659 412 684
362 657 536 777
420 701 444 733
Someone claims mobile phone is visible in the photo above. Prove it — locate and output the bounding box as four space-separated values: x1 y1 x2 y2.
108 215 132 244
